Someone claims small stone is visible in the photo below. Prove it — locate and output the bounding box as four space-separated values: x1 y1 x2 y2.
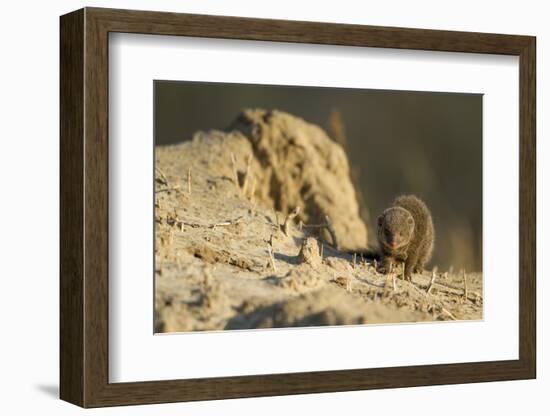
298 237 321 267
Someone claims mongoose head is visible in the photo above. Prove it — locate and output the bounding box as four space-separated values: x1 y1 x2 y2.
377 207 415 251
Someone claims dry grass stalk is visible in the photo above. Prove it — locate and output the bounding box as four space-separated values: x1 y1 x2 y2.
155 185 180 194
211 216 244 229
352 253 357 269
383 274 394 296
267 234 277 272
320 243 324 261
155 166 169 185
406 275 465 321
427 266 438 294
187 167 192 195
272 209 279 228
440 307 458 321
283 206 301 236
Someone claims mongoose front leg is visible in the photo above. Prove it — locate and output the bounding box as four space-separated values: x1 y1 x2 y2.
378 256 394 274
413 264 425 274
404 254 418 282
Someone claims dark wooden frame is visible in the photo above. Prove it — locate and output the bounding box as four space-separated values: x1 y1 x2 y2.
60 7 536 408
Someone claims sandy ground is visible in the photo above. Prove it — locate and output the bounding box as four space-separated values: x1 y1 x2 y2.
154 120 483 332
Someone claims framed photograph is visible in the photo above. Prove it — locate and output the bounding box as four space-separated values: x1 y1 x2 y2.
60 7 536 408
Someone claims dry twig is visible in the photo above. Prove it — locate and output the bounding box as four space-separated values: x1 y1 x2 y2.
283 206 301 236
155 186 180 194
272 209 279 228
440 307 458 321
427 266 438 294
155 166 169 185
383 274 394 296
210 216 244 229
267 234 277 272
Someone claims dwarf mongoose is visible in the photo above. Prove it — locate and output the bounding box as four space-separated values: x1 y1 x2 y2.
377 195 434 280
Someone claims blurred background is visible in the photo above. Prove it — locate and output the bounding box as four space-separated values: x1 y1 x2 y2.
155 81 482 271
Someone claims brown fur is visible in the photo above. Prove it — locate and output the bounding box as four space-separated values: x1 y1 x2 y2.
377 195 434 280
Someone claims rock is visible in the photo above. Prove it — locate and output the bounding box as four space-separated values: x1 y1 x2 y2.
298 237 322 267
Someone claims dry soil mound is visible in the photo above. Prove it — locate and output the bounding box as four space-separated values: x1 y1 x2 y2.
230 109 368 250
154 109 483 332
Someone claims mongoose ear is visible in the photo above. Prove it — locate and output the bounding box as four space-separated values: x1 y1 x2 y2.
377 215 383 227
